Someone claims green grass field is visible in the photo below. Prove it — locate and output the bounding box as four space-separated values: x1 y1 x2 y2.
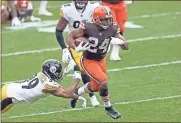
1 1 181 122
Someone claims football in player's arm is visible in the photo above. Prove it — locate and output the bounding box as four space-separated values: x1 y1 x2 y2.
1 59 86 113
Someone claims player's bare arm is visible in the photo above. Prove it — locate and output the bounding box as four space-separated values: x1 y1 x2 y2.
50 87 79 99
114 33 129 50
67 28 85 49
50 71 82 99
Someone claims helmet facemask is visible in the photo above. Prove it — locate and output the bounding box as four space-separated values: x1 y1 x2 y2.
74 0 88 10
99 17 112 29
93 16 113 30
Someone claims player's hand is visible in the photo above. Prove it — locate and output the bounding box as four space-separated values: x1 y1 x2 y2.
73 71 82 80
78 96 87 108
11 17 21 27
75 41 90 53
62 48 72 63
30 16 41 22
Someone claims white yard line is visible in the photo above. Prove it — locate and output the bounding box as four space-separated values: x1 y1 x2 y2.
129 11 181 20
2 95 181 120
2 60 181 84
2 34 181 57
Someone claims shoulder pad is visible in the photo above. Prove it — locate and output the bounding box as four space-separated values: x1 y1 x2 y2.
37 72 48 83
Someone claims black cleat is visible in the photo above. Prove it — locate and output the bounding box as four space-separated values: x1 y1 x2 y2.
70 87 79 108
105 106 121 119
70 99 77 108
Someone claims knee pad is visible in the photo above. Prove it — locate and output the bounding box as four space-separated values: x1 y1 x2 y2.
99 87 108 97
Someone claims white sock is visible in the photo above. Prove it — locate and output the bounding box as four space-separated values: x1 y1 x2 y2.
39 0 48 12
104 101 112 108
27 1 33 10
110 44 120 57
78 83 90 95
78 86 86 95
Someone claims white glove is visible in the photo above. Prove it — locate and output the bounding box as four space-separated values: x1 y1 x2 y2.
30 16 41 22
110 37 125 45
62 48 72 63
75 41 90 52
73 71 82 80
63 60 76 75
78 96 87 108
11 17 21 27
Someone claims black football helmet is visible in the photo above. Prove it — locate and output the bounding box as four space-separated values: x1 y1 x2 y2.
42 59 63 83
73 0 88 10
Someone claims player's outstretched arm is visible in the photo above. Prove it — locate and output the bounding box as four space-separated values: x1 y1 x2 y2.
50 86 79 99
67 28 85 49
50 72 82 99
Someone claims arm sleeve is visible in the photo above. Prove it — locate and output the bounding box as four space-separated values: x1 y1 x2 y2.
55 28 67 49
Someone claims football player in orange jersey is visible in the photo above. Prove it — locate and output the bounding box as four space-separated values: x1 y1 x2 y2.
5 0 21 26
102 0 128 61
67 6 128 119
1 0 40 24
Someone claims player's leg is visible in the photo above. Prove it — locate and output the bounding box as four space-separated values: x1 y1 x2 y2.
1 84 14 113
38 0 53 16
80 58 121 119
26 1 41 22
111 7 127 61
68 48 100 106
81 72 100 106
70 57 102 108
107 7 121 61
116 7 128 34
110 7 128 61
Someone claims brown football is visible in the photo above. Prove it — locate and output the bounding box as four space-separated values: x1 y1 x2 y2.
75 37 89 46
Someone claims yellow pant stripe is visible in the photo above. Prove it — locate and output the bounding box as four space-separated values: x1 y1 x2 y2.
68 48 83 71
1 84 14 113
